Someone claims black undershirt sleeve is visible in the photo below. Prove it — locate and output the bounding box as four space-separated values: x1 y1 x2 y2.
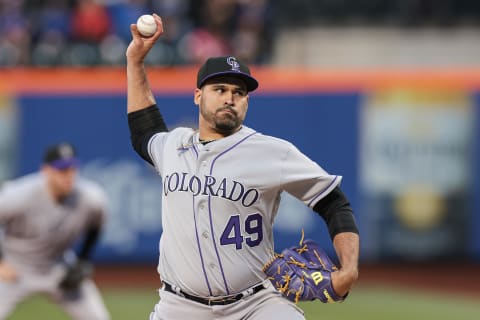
78 225 101 261
128 104 168 165
313 186 359 240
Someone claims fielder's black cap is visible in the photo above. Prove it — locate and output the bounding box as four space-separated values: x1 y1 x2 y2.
43 142 78 170
197 56 259 92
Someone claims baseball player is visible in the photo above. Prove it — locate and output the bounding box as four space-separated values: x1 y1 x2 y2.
0 143 110 320
126 14 359 320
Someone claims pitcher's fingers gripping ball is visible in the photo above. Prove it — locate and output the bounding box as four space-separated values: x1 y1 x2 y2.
263 233 347 304
136 14 157 37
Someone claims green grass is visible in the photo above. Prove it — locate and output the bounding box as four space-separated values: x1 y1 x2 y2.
7 285 480 320
7 288 159 320
300 285 480 320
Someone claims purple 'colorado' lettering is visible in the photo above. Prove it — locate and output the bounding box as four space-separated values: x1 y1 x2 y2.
189 175 202 196
179 172 189 192
163 172 259 207
202 175 217 196
227 180 244 202
242 189 259 207
167 172 179 192
215 178 228 198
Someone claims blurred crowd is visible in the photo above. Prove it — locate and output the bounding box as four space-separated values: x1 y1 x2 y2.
0 0 273 66
2 0 480 67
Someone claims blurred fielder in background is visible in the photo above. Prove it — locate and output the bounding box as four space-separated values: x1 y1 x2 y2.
126 14 359 319
0 142 110 320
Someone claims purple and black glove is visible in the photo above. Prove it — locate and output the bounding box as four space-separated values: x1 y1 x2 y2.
263 239 346 304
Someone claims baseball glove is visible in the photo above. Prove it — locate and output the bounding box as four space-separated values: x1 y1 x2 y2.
59 259 93 292
263 235 346 304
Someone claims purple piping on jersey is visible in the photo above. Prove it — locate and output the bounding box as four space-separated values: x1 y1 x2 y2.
307 175 340 207
192 194 213 295
191 143 199 158
188 139 212 293
207 131 258 295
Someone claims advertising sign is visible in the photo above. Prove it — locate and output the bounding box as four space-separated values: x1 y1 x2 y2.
360 89 474 261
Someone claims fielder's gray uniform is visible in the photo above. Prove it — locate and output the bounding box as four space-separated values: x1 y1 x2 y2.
0 172 110 320
148 126 341 319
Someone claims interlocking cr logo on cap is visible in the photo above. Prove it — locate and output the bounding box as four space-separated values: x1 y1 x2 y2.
59 144 74 159
227 57 240 72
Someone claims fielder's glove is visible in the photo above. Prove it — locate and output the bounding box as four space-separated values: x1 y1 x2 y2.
263 236 346 304
59 259 93 292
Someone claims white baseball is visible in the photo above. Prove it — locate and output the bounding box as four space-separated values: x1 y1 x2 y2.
136 14 157 37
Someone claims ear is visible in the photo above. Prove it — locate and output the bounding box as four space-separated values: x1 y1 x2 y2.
194 88 202 106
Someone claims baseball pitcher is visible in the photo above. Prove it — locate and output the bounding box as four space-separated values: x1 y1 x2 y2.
126 14 360 320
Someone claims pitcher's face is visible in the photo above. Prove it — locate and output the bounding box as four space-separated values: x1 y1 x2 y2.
195 76 249 136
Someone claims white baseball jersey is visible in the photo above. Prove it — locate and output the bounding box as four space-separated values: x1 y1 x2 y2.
148 125 341 297
0 172 107 272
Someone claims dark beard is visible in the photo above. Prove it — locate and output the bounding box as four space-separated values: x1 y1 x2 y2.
214 108 241 134
215 122 239 135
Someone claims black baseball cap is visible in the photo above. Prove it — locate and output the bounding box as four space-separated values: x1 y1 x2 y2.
43 143 78 170
197 56 259 92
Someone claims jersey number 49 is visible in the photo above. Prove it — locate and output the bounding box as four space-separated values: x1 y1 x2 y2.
220 213 263 249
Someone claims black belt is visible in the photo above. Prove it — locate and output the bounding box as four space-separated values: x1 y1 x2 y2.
163 282 265 306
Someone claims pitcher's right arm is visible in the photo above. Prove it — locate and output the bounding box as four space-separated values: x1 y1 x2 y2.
126 14 168 164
